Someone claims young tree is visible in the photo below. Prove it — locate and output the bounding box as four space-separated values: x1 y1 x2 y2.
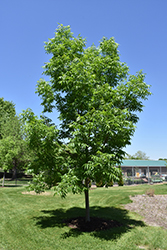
25 24 151 221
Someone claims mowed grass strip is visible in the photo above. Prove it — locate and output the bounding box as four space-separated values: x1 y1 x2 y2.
1 184 167 250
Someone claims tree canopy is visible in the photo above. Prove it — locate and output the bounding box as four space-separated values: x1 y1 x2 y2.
24 24 151 221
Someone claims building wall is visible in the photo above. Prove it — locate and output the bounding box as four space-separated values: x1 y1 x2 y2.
121 166 167 177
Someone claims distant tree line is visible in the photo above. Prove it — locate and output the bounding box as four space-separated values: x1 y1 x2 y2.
125 151 167 161
125 150 150 160
159 158 167 162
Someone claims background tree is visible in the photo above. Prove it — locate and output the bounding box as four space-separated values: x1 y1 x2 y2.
0 99 31 186
126 150 150 160
0 98 16 139
159 158 167 162
0 98 16 185
25 24 151 222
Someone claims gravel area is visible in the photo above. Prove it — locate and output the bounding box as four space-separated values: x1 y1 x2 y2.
124 194 167 229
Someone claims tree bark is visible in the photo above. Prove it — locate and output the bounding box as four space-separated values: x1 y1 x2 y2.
12 166 17 181
2 171 6 187
84 178 90 222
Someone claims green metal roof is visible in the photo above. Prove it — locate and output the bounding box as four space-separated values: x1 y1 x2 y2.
121 160 167 167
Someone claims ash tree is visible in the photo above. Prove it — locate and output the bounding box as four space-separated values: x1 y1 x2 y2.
24 24 151 222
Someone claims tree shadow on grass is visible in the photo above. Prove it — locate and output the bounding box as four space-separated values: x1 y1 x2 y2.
33 206 145 241
0 184 23 187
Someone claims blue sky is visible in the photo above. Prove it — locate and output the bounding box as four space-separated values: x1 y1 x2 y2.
0 0 166 160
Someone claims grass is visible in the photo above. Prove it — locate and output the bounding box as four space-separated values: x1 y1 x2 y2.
1 184 167 250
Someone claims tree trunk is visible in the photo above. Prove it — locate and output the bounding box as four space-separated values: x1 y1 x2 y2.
2 171 6 187
12 166 17 181
84 178 90 222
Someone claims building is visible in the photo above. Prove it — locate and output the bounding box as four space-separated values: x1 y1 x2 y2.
120 160 167 178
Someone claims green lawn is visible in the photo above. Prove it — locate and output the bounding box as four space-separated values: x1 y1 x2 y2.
1 184 167 250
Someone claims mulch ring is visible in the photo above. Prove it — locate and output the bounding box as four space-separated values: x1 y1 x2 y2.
63 216 122 232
